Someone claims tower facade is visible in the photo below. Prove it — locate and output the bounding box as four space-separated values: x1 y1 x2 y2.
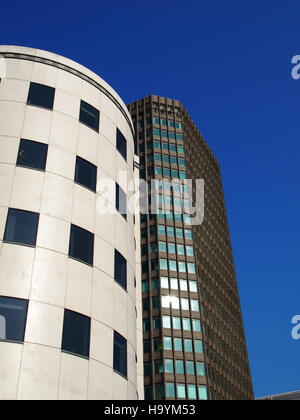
0 46 143 400
128 95 253 400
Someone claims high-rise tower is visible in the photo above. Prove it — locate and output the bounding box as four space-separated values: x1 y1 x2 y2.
128 95 253 400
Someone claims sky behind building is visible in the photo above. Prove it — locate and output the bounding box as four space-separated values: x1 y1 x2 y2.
1 0 300 398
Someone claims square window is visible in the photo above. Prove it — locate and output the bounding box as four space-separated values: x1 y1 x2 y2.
177 384 186 399
175 360 185 374
192 319 202 332
163 336 173 351
173 317 181 330
174 337 183 352
160 277 169 289
17 139 48 171
163 316 171 329
114 331 127 378
199 386 208 400
181 298 189 311
170 277 178 290
27 82 55 110
114 249 127 290
191 300 199 312
188 384 197 400
186 361 195 376
79 100 100 132
116 128 127 161
165 359 174 373
0 296 28 342
75 156 97 192
69 224 94 266
62 309 91 358
183 318 191 331
116 183 127 220
194 340 204 353
166 383 175 398
196 362 206 377
4 208 39 247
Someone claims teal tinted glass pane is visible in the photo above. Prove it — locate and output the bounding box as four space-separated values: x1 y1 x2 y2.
171 169 179 178
199 386 208 400
188 263 196 274
161 276 169 289
162 154 169 163
166 212 173 221
170 156 177 165
173 317 181 330
158 225 166 236
169 132 176 139
169 121 175 128
154 141 161 149
186 361 195 375
166 383 175 398
162 142 169 151
170 144 177 152
142 281 149 292
155 383 164 400
176 228 183 238
189 281 197 292
175 213 182 223
194 340 203 353
163 168 171 177
159 241 167 252
186 246 194 256
150 242 158 253
161 130 168 138
153 129 160 137
185 229 193 240
155 167 163 176
151 278 159 289
183 318 191 331
164 336 173 350
153 317 162 330
177 384 186 399
188 384 197 400
143 320 150 332
174 338 183 351
175 360 185 374
178 261 186 273
161 119 167 126
191 300 199 312
181 298 189 311
165 359 174 373
168 243 176 254
174 199 181 211
177 146 184 154
163 316 171 328
176 122 182 129
196 362 205 377
155 360 164 374
179 171 187 179
183 214 191 225
178 159 186 166
153 117 160 125
176 134 184 141
184 339 193 352
177 244 185 255
167 227 175 237
169 260 177 271
155 153 162 162
192 319 201 332
160 259 168 270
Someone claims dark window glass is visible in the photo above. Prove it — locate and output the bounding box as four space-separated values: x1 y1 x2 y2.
144 340 151 354
116 183 127 220
0 296 28 342
79 100 100 132
114 331 127 378
116 128 127 161
27 82 55 110
17 139 48 171
75 156 97 192
69 224 94 266
114 249 127 290
144 385 153 400
4 208 39 247
62 309 91 358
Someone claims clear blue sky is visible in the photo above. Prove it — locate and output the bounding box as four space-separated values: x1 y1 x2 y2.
1 0 300 399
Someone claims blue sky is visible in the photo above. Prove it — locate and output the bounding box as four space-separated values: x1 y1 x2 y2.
1 0 300 398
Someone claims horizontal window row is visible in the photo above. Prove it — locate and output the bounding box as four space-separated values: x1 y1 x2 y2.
154 153 186 167
153 129 184 142
165 383 208 400
3 209 127 289
26 82 127 159
143 316 202 335
141 277 198 293
153 118 182 130
0 296 128 376
141 242 194 258
157 225 193 240
159 259 196 274
142 296 200 315
153 141 185 154
143 336 203 354
145 359 205 377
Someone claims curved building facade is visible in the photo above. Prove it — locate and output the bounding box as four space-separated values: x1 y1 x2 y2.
0 46 143 400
